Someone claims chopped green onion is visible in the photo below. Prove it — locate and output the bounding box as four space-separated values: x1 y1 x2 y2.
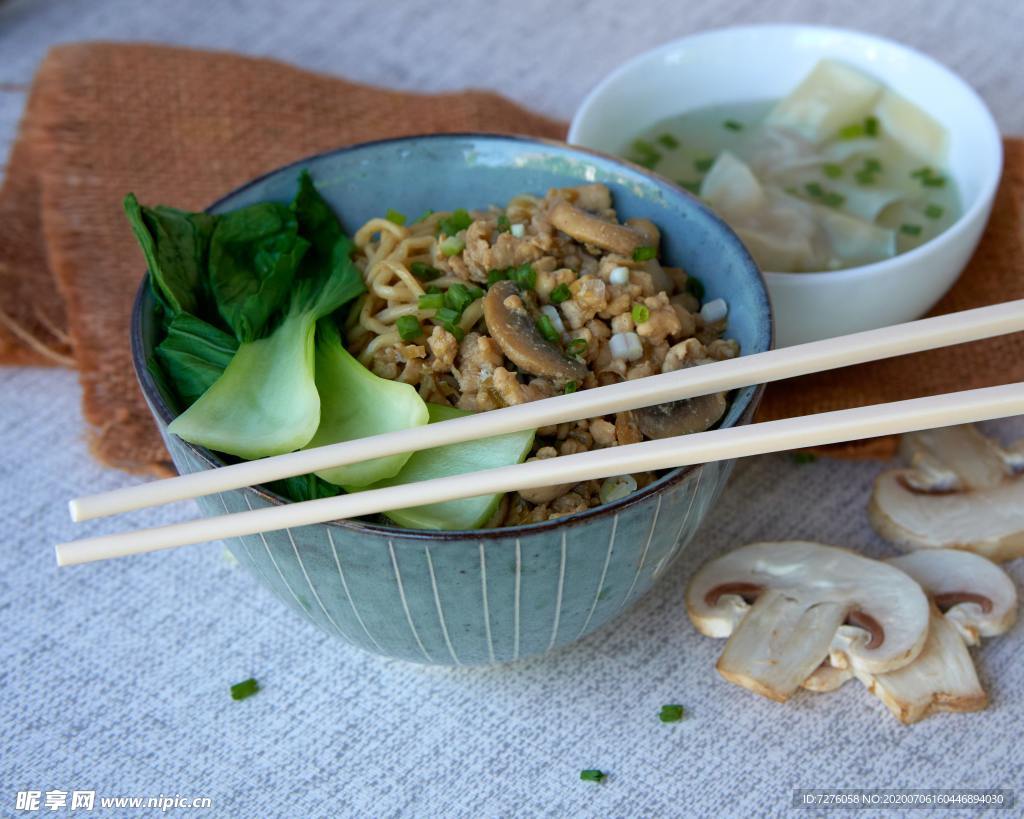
910 166 947 187
629 139 661 168
417 292 444 310
496 213 511 233
900 223 923 236
435 306 461 324
438 208 472 237
863 157 882 173
656 133 679 149
564 380 578 394
820 191 846 208
854 169 876 186
922 175 946 188
684 275 705 300
410 261 441 281
659 704 685 723
694 157 714 173
579 770 606 783
442 322 464 342
550 283 572 304
444 282 475 313
910 167 931 179
508 263 536 290
864 115 880 137
677 179 702 194
396 315 423 341
823 163 843 179
536 314 560 343
723 119 743 131
487 269 508 286
567 338 588 357
230 678 259 701
412 209 434 224
804 181 824 198
440 235 465 256
426 284 443 294
385 208 406 226
837 122 865 140
632 246 657 262
925 204 944 219
631 303 650 324
792 451 817 464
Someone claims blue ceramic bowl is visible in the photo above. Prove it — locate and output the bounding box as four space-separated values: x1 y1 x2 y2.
131 134 772 665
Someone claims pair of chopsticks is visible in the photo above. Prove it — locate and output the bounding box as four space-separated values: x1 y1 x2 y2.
57 299 1024 567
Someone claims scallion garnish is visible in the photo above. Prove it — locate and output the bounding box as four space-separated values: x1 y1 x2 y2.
564 380 578 394
820 191 846 208
579 770 606 783
629 139 661 168
911 166 946 188
438 208 472 237
900 223 923 236
385 208 406 226
443 283 474 313
496 213 511 233
678 180 702 194
804 181 824 198
854 169 875 186
685 275 705 300
723 119 743 131
657 133 679 149
922 175 946 188
567 337 588 357
659 704 684 723
417 292 445 311
631 303 650 324
864 115 879 137
837 122 865 140
550 283 571 304
536 314 560 343
396 315 423 341
508 263 536 290
230 678 259 701
487 269 508 286
823 163 843 179
412 209 434 224
410 261 441 281
694 157 714 173
863 157 882 173
632 246 657 262
440 235 465 257
925 204 944 219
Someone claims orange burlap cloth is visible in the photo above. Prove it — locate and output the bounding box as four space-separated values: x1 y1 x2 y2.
1 43 1021 475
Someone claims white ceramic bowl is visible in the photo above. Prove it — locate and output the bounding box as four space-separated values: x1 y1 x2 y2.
569 24 1003 347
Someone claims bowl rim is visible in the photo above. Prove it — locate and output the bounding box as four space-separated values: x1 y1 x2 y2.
130 131 771 542
568 22 1004 283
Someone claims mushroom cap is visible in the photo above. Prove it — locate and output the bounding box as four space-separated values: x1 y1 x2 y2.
482 280 587 383
869 426 1024 561
686 541 930 675
548 200 645 256
886 549 1017 644
635 392 728 439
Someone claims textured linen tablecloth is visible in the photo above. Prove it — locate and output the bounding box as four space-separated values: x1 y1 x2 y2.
2 1 1023 817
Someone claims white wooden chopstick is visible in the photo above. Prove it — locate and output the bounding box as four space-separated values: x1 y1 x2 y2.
55 382 1024 566
69 299 1024 522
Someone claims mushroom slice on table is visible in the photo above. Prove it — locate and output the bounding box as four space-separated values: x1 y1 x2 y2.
685 541 930 702
483 280 587 383
869 424 1024 561
804 549 1018 723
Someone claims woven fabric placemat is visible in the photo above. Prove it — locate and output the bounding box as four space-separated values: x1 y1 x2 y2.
0 43 1020 474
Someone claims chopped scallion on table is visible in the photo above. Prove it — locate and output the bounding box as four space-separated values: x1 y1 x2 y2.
230 678 259 701
579 770 606 783
659 704 685 723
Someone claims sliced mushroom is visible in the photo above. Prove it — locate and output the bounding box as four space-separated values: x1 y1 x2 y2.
804 550 1017 723
686 541 930 702
635 392 727 439
869 424 1024 561
548 200 645 256
482 280 587 383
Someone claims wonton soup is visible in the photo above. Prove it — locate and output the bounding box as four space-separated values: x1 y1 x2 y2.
623 60 960 273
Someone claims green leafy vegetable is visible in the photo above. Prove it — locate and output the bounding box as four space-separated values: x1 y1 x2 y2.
361 403 535 530
266 472 342 503
208 203 309 341
124 195 216 318
155 314 238 407
230 678 260 701
306 320 429 488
